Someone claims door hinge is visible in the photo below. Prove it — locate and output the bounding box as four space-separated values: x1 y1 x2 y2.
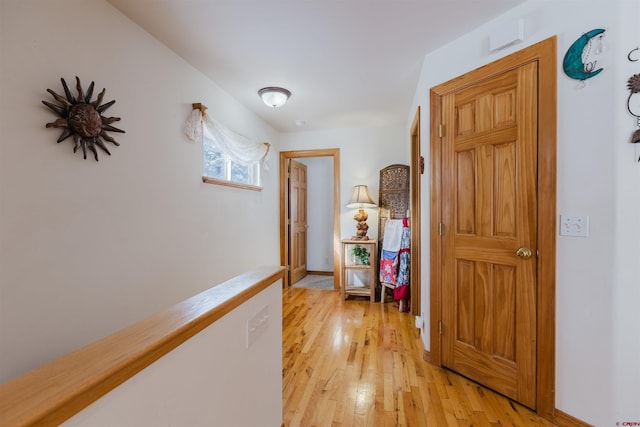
439 320 443 335
438 123 444 138
438 223 443 236
287 265 290 272
287 219 291 225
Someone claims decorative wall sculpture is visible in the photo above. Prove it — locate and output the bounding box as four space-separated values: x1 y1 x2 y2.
42 77 124 161
627 73 640 161
563 28 606 84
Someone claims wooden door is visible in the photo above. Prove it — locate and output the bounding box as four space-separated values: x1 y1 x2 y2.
289 159 308 285
441 62 538 409
410 107 421 317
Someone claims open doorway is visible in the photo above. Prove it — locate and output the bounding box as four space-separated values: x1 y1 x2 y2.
279 149 341 290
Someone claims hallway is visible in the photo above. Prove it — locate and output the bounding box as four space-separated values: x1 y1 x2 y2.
282 287 557 426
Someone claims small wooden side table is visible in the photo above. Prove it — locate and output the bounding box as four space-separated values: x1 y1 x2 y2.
341 239 377 302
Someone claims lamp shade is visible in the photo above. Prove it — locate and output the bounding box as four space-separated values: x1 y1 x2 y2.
258 87 291 108
346 185 376 208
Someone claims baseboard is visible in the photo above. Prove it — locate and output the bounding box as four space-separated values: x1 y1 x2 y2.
554 409 593 427
306 270 333 276
422 349 431 364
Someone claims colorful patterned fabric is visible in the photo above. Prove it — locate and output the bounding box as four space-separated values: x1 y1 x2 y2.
379 250 398 284
393 219 411 306
379 217 411 308
395 226 411 288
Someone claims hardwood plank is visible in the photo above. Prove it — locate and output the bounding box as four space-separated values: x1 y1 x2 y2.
283 287 560 426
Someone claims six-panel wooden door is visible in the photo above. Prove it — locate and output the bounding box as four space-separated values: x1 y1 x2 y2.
441 62 538 409
289 159 308 285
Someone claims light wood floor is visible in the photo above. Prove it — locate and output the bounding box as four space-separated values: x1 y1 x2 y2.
283 287 557 427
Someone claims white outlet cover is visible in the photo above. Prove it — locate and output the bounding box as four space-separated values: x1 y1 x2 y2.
560 215 589 237
247 305 269 348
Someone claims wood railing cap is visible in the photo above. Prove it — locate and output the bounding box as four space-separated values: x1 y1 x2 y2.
0 266 284 427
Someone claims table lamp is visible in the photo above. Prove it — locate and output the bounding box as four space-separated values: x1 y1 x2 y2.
346 185 376 240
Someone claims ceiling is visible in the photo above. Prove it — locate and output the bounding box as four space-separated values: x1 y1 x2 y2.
107 0 524 133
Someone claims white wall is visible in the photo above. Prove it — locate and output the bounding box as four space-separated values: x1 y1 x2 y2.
280 125 409 242
3 0 637 424
298 157 334 272
0 0 280 383
409 1 640 425
62 280 282 427
612 2 640 422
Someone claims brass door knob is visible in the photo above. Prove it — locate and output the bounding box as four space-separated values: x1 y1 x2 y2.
516 247 533 258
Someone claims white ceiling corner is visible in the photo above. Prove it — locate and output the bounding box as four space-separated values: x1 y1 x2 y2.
106 0 525 133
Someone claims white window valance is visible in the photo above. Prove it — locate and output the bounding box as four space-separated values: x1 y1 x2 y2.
184 108 271 170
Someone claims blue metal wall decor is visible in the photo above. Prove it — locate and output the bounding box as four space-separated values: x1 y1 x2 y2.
563 28 606 84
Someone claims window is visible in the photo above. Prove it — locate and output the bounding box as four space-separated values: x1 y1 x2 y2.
202 126 262 190
185 107 268 191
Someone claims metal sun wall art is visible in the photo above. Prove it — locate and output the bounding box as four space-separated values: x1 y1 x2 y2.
42 77 124 161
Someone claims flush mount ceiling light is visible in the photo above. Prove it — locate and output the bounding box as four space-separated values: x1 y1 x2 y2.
258 86 291 108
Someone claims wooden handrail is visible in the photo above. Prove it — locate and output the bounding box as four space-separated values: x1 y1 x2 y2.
0 266 285 427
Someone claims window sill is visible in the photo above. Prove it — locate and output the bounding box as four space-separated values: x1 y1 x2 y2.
202 176 262 192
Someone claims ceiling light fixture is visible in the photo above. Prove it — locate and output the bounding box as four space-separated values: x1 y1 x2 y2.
258 87 291 108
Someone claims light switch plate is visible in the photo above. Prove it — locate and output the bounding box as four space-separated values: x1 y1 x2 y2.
560 215 589 237
247 305 269 348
